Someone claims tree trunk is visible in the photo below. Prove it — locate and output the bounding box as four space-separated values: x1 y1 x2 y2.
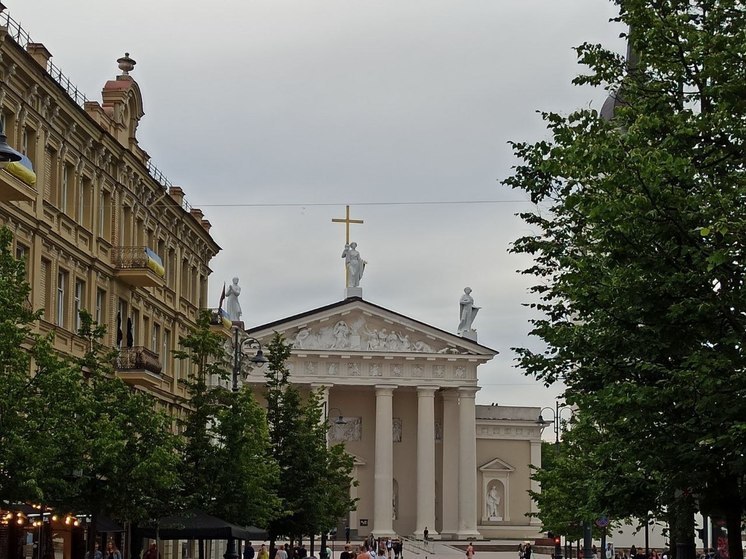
669 495 696 559
724 496 743 559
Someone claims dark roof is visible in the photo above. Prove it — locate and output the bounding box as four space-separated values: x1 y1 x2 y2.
138 510 267 541
245 296 498 354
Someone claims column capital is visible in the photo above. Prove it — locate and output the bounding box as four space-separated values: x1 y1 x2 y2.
310 382 333 390
416 385 439 396
457 385 480 398
375 384 398 395
441 388 460 401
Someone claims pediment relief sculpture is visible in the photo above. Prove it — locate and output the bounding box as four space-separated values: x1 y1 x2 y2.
289 316 473 354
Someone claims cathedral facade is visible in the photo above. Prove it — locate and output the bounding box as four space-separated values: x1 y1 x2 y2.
246 295 543 541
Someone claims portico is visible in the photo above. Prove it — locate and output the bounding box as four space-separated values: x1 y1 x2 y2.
247 296 500 538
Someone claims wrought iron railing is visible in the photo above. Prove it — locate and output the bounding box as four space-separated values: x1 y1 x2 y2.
116 346 162 375
208 307 232 328
2 8 195 215
111 246 165 276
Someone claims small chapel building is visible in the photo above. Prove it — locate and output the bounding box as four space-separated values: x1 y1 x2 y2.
245 291 544 541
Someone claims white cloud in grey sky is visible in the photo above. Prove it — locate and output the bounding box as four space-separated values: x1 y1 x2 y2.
10 1 624 414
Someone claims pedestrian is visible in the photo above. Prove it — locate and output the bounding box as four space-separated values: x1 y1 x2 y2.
524 544 532 559
258 546 269 559
86 543 103 559
244 543 255 559
423 528 429 542
143 544 159 559
106 542 121 559
466 542 475 559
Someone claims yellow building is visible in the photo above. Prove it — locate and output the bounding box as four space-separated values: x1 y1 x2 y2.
0 10 220 417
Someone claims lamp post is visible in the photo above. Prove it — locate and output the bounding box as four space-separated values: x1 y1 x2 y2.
537 401 574 559
537 401 572 446
320 405 346 559
224 327 267 559
231 326 267 393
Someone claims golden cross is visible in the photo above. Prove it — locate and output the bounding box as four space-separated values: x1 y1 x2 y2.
332 205 363 244
332 205 364 287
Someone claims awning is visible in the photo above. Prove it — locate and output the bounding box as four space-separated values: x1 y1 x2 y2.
138 510 267 541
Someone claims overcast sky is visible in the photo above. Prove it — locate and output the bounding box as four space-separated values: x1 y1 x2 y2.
11 1 624 418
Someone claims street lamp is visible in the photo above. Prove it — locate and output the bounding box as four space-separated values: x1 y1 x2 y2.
326 406 347 427
537 400 573 446
223 327 267 559
231 326 267 392
537 401 574 559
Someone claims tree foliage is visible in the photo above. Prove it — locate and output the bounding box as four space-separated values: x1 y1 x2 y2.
64 312 182 526
0 227 84 505
264 333 355 542
177 313 280 528
505 1 745 557
0 226 181 529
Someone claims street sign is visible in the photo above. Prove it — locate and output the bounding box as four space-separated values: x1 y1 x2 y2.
595 516 609 528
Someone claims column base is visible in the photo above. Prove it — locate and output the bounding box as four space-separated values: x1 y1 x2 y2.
455 531 483 540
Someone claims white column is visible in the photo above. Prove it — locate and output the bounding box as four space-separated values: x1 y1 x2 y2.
529 439 542 524
373 384 396 536
457 386 480 539
414 385 439 538
440 389 460 537
349 463 360 536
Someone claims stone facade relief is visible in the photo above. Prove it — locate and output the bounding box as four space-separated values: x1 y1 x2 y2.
289 317 474 355
329 416 362 442
393 418 402 442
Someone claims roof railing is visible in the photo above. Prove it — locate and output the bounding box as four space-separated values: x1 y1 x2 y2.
2 8 195 216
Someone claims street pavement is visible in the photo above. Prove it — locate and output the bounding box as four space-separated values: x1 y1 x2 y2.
334 540 551 559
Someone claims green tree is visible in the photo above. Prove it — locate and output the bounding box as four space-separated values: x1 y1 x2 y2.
505 2 746 558
63 311 182 554
264 333 354 550
176 312 280 527
0 227 86 505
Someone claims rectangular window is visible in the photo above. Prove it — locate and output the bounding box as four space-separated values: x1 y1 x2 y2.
98 191 105 237
152 323 160 353
44 148 58 203
15 243 29 281
15 243 27 262
40 258 51 319
95 288 106 325
60 165 69 212
21 128 28 157
117 299 128 348
74 279 85 332
130 308 139 346
56 269 68 328
162 328 170 375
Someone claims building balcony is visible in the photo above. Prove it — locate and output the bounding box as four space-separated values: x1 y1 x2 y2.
0 166 37 202
111 246 165 288
208 307 233 332
115 346 162 388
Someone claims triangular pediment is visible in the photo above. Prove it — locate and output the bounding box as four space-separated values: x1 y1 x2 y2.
479 457 515 473
247 297 496 359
